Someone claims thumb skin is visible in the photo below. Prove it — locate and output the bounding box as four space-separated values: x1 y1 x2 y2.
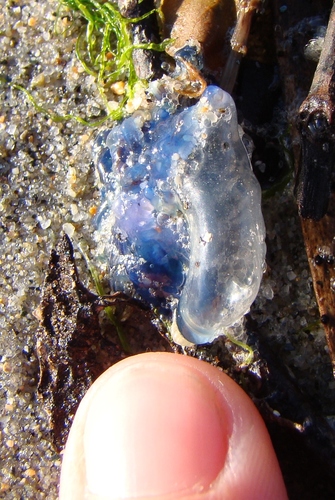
59 352 288 500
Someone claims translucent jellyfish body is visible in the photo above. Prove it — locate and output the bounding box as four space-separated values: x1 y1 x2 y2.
94 86 266 344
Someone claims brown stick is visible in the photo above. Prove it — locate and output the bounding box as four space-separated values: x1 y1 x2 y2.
221 0 262 93
296 1 335 220
297 2 335 372
300 204 335 373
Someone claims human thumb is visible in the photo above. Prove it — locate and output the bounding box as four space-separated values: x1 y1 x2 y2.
59 352 287 499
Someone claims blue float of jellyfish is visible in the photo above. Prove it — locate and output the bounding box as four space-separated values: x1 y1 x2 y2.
94 85 266 344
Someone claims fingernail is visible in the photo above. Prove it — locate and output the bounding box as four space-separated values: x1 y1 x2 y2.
84 353 231 498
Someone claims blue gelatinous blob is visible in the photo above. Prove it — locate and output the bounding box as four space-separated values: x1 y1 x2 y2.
93 85 266 344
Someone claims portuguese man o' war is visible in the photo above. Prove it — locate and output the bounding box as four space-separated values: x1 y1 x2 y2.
93 85 266 345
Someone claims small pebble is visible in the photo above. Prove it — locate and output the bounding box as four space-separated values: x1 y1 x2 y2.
63 222 76 237
3 361 12 373
27 17 37 27
24 468 37 477
110 81 126 95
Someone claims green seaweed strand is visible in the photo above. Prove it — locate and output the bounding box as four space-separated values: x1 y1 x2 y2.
59 0 170 119
77 242 132 353
2 1 170 126
89 264 132 353
0 77 121 125
225 332 254 365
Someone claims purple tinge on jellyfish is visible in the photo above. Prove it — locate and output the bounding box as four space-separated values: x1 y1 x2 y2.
93 85 266 344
